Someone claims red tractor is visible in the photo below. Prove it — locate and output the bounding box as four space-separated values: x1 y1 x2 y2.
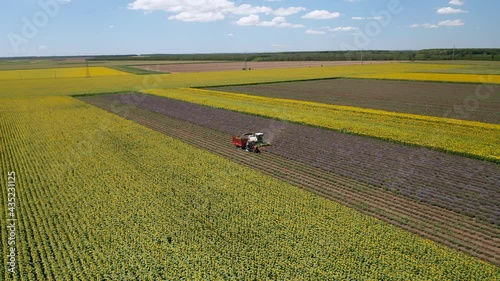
232 133 271 153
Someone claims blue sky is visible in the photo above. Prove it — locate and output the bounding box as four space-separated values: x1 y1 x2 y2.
1 0 499 57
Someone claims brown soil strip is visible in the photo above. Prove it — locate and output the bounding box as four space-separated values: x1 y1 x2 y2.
133 61 393 73
78 95 500 266
208 79 500 124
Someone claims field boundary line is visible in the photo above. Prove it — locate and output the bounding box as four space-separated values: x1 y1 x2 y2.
340 76 500 85
192 77 343 89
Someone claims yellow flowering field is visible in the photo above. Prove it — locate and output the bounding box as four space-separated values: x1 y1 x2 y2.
146 88 500 162
1 96 498 280
0 63 460 98
0 66 131 81
350 72 500 84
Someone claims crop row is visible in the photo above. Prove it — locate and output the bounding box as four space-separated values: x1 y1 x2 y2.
81 95 500 267
145 88 500 163
2 96 498 280
106 92 500 225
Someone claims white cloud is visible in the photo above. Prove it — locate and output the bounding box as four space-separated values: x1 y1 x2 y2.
235 14 260 26
352 16 384 20
410 19 464 28
438 19 465 26
168 11 225 22
38 45 46 50
259 16 286 26
231 4 272 15
437 7 468 14
351 17 384 20
330 26 358 32
273 7 306 16
128 0 273 22
410 23 438 28
302 10 340 20
305 29 325 35
261 16 304 28
109 25 115 28
227 33 234 36
234 15 303 28
449 0 464 5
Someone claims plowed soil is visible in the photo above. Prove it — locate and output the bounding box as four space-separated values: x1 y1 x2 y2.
209 79 500 124
78 94 500 266
134 61 393 73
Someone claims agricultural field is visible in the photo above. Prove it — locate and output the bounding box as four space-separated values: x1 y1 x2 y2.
144 88 500 162
1 59 499 279
209 79 500 124
134 60 393 73
0 58 222 70
352 72 500 84
92 93 500 225
0 62 472 98
0 67 131 81
2 97 498 280
416 60 500 75
78 93 500 266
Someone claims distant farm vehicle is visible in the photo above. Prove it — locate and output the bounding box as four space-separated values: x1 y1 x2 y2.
232 133 271 153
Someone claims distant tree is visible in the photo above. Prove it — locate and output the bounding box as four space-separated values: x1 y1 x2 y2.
409 53 417 62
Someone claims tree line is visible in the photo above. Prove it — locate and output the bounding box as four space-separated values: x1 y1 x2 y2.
87 48 500 62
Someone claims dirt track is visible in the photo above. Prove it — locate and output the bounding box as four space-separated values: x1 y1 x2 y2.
79 94 500 266
134 61 394 73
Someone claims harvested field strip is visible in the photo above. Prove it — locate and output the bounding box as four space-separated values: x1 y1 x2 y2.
4 97 499 279
134 61 395 73
145 88 500 162
107 93 500 226
79 95 500 266
351 72 500 84
208 79 500 124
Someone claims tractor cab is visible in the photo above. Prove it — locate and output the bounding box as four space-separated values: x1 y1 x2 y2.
255 133 264 142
